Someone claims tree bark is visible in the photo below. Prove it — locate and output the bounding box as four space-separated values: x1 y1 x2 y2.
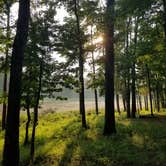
146 64 153 116
24 95 31 146
90 26 99 115
122 96 126 111
73 0 87 128
131 62 136 118
125 18 131 118
161 91 166 108
2 2 10 130
131 17 138 118
139 95 142 111
30 56 43 162
3 1 30 165
144 95 149 110
163 0 166 38
103 0 116 135
116 94 120 114
137 97 139 111
126 77 131 117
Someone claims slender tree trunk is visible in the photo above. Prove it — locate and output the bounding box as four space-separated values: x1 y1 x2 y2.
146 95 149 110
3 1 30 165
2 3 10 130
94 89 99 114
24 96 31 146
122 95 126 111
125 18 131 118
116 94 120 114
137 96 140 111
162 0 166 109
139 95 142 111
126 77 131 118
144 95 148 110
163 0 166 38
74 0 87 128
154 91 158 111
161 91 166 108
30 109 37 163
137 96 140 116
144 96 146 110
30 57 43 162
131 62 136 118
131 17 138 118
24 107 31 145
103 0 116 135
90 26 99 115
146 64 153 116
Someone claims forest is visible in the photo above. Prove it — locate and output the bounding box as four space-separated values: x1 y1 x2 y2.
0 0 166 166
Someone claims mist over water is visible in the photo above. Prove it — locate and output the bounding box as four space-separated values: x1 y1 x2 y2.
40 89 124 113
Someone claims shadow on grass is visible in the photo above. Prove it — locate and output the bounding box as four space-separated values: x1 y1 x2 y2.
139 114 166 123
19 113 166 166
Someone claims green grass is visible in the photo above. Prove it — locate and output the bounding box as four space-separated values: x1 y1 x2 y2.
0 110 166 166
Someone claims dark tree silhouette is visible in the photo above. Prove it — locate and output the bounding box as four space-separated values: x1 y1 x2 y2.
24 93 31 146
125 18 131 118
163 0 166 38
90 26 99 115
3 0 30 165
131 17 138 118
73 0 87 128
146 64 154 116
103 0 116 135
2 1 11 130
30 56 43 162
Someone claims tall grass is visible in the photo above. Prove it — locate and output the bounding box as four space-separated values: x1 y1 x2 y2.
0 110 166 166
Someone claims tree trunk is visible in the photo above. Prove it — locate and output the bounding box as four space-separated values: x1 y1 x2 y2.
30 110 37 163
126 78 131 118
3 1 30 165
94 89 99 115
90 26 99 115
154 91 158 111
2 3 10 130
131 17 138 118
163 0 166 38
24 95 31 146
103 0 116 135
116 94 120 114
139 95 142 111
24 107 31 146
74 0 87 128
30 57 43 162
122 95 126 111
137 96 140 116
144 95 147 110
146 64 153 116
161 91 166 108
125 18 131 118
131 62 136 118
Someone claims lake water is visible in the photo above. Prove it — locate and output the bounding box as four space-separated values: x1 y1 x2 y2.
39 96 124 113
0 87 124 113
40 98 104 113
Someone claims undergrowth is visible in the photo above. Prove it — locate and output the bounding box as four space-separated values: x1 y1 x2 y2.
0 109 166 166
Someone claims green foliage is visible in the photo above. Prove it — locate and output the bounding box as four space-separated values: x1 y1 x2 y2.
21 0 76 110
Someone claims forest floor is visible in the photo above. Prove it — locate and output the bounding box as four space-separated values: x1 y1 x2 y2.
0 109 166 166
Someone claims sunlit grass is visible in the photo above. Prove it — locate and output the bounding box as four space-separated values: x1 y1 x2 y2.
0 109 166 166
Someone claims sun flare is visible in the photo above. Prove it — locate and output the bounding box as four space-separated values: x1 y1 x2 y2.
93 36 103 44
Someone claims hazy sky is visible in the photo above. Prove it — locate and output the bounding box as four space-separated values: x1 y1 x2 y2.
11 2 68 24
10 1 104 76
